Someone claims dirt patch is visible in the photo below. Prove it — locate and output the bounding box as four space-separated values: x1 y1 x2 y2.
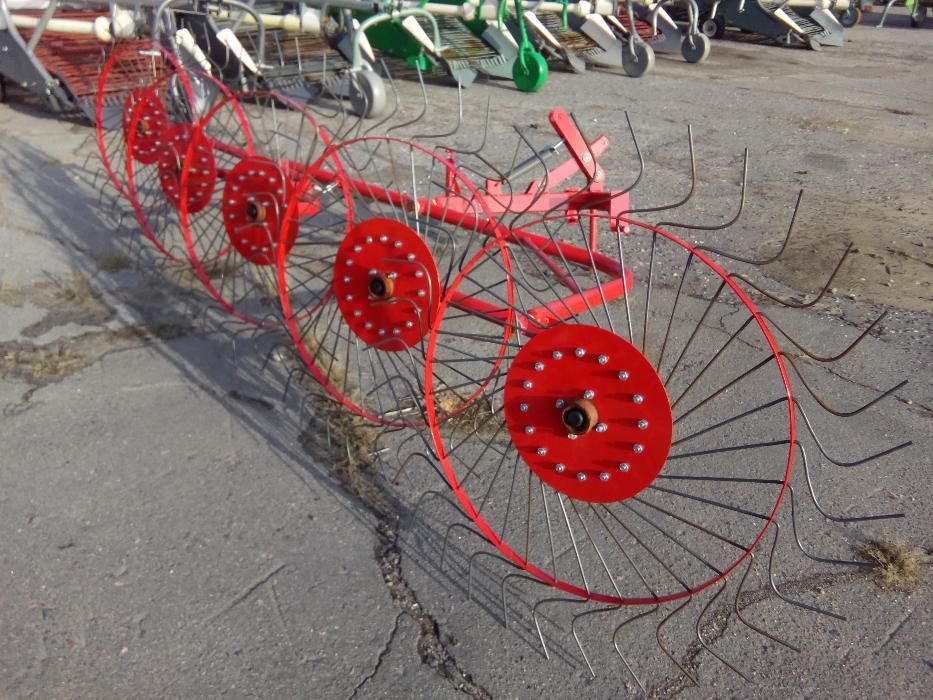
764 191 933 312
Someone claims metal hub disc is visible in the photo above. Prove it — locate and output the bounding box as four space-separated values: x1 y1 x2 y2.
156 123 216 214
221 156 297 266
333 218 440 352
124 88 169 166
503 324 673 503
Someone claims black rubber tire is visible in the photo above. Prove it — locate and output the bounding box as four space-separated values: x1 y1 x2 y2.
681 33 712 63
839 6 861 27
348 70 386 119
701 16 727 40
621 41 655 78
911 5 927 27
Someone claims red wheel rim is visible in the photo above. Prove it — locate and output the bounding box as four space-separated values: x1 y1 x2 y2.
424 212 795 605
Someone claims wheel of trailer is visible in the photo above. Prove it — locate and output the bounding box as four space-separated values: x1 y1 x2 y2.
911 4 927 27
178 91 346 325
701 15 726 39
839 6 861 26
348 70 387 119
278 136 513 427
513 47 549 93
807 36 822 51
622 40 655 78
681 33 711 64
424 211 795 605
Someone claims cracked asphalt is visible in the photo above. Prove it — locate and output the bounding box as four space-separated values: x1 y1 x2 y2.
1 9 930 699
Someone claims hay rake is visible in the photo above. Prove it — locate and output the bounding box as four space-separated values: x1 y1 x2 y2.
82 37 915 690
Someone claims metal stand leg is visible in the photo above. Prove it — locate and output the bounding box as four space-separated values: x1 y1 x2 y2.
877 0 898 26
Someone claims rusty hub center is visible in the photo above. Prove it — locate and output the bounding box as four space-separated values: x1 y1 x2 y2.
503 324 673 504
333 218 440 352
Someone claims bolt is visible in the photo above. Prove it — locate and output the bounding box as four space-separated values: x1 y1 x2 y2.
343 276 351 283
415 271 424 278
534 362 545 371
555 463 566 473
407 253 416 261
524 426 535 435
552 351 563 360
519 403 529 413
365 237 373 244
555 399 566 409
353 311 362 317
364 322 373 329
575 348 586 357
618 371 630 381
378 329 386 336
633 394 644 404
619 462 630 472
392 328 400 335
405 321 414 328
598 355 609 365
595 423 607 433
394 241 403 248
417 290 426 297
345 294 353 301
633 444 644 454
599 472 609 482
523 380 533 390
638 420 649 430
577 472 587 481
567 433 578 440
379 235 388 242
537 447 547 456
583 389 595 399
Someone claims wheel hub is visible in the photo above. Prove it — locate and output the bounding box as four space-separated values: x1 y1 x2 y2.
156 123 216 215
503 324 673 503
333 218 440 352
221 155 296 266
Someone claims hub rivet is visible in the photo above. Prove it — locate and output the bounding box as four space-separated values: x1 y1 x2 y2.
415 271 424 278
378 329 386 336
555 399 566 409
343 276 351 283
537 447 547 456
574 348 586 357
634 444 645 454
523 380 533 390
577 472 587 481
552 351 563 360
379 235 388 242
407 253 416 261
394 241 403 249
346 260 353 267
599 472 609 482
524 426 535 435
417 290 426 297
618 371 629 381
392 328 400 335
364 322 373 329
619 462 630 472
595 423 608 433
598 355 609 365
365 237 373 244
369 268 378 276
567 433 578 440
638 420 649 430
353 245 362 252
555 463 566 473
345 294 353 301
583 389 595 399
353 311 362 317
405 321 414 328
534 362 545 371
519 403 529 412
633 394 644 404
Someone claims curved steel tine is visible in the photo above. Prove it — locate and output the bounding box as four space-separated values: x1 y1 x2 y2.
576 112 645 218
787 487 875 568
441 522 488 570
696 582 747 680
613 604 659 696
793 397 912 467
409 488 464 534
656 149 747 231
533 596 588 661
656 597 698 685
571 604 622 678
501 572 549 630
386 63 429 137
734 552 800 652
504 125 557 227
362 59 402 138
468 551 515 602
411 80 463 141
625 124 695 216
731 242 852 309
439 96 492 156
783 353 908 418
765 309 886 363
283 365 309 400
261 342 293 373
393 451 442 484
768 522 846 620
698 189 802 265
797 441 905 522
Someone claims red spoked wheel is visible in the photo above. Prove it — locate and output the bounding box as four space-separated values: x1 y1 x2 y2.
278 137 514 427
178 91 338 324
123 67 227 262
96 43 182 198
424 212 795 605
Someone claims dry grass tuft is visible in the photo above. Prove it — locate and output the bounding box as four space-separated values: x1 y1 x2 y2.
856 539 927 592
2 344 90 383
95 254 133 272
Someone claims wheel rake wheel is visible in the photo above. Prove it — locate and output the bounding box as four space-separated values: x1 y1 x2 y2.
178 91 342 325
96 44 184 199
419 200 911 683
123 68 228 263
278 137 514 428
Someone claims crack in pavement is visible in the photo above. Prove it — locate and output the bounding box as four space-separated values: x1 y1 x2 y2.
348 612 404 700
